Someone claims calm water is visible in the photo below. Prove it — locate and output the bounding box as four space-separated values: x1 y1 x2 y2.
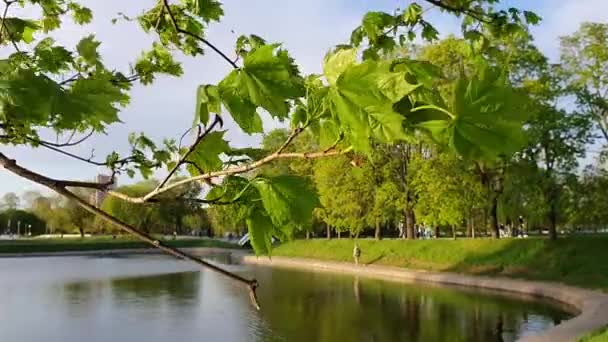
0 254 573 342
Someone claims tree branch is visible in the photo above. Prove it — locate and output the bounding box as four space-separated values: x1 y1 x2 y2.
109 147 347 204
0 153 111 190
157 115 222 190
34 140 107 166
0 151 260 310
422 0 492 23
161 0 238 69
33 129 95 147
0 0 20 52
276 127 302 154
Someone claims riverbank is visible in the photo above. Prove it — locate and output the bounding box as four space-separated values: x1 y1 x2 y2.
271 237 608 292
242 255 608 342
0 236 238 255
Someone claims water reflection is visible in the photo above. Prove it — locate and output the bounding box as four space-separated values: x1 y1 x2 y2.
0 255 572 342
248 266 571 342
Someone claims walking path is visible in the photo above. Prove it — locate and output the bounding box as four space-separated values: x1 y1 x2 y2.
242 255 608 342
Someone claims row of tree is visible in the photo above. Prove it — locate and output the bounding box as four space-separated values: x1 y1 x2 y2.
2 21 607 241
209 22 608 240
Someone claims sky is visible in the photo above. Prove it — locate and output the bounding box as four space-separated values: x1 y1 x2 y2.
1 0 607 198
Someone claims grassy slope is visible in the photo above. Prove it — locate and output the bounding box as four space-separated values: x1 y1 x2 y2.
579 328 608 342
272 236 608 292
0 236 237 254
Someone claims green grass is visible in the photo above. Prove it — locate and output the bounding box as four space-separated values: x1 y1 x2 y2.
0 236 237 254
272 236 608 292
578 328 608 342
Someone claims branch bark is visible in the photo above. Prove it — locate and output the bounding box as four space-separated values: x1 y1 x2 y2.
0 151 260 310
108 148 346 204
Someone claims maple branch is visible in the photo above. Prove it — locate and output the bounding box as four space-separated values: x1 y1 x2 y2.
157 115 222 190
162 0 238 69
0 0 20 52
35 141 107 166
34 129 95 147
0 151 260 310
276 127 303 154
422 0 492 23
109 148 346 204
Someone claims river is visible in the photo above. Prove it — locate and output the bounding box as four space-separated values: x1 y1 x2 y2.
0 253 573 342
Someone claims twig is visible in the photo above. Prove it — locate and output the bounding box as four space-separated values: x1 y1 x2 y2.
0 151 260 310
156 115 222 190
161 0 238 69
36 141 107 166
422 0 491 24
0 0 20 52
33 129 95 147
276 127 305 155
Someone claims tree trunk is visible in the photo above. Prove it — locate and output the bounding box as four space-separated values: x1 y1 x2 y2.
306 230 311 240
337 230 341 239
548 197 558 240
434 226 439 239
405 209 416 240
490 194 499 239
452 225 457 240
466 217 472 238
78 226 85 238
326 224 331 240
374 219 381 240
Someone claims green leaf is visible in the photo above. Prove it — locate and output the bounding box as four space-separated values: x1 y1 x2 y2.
523 11 541 25
195 84 220 125
2 18 39 43
76 35 101 65
418 66 527 160
218 44 303 127
34 38 72 73
185 131 230 174
421 22 439 41
246 207 274 256
68 3 93 25
416 119 450 143
323 48 357 86
135 42 183 85
319 120 340 148
195 0 224 22
403 3 423 25
252 175 319 227
218 71 263 134
327 60 419 147
361 11 394 42
241 44 304 117
291 105 307 129
392 59 442 88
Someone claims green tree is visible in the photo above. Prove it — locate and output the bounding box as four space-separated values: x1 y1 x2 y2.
560 22 608 145
101 181 162 234
313 155 373 238
1 192 19 210
0 209 46 235
410 151 484 238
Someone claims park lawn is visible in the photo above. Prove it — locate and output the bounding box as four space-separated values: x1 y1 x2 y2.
578 328 608 342
0 236 237 254
272 236 608 292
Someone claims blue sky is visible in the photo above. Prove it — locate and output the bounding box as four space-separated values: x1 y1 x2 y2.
1 0 607 199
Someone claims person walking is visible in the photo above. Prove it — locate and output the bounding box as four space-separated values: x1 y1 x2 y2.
353 243 361 265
